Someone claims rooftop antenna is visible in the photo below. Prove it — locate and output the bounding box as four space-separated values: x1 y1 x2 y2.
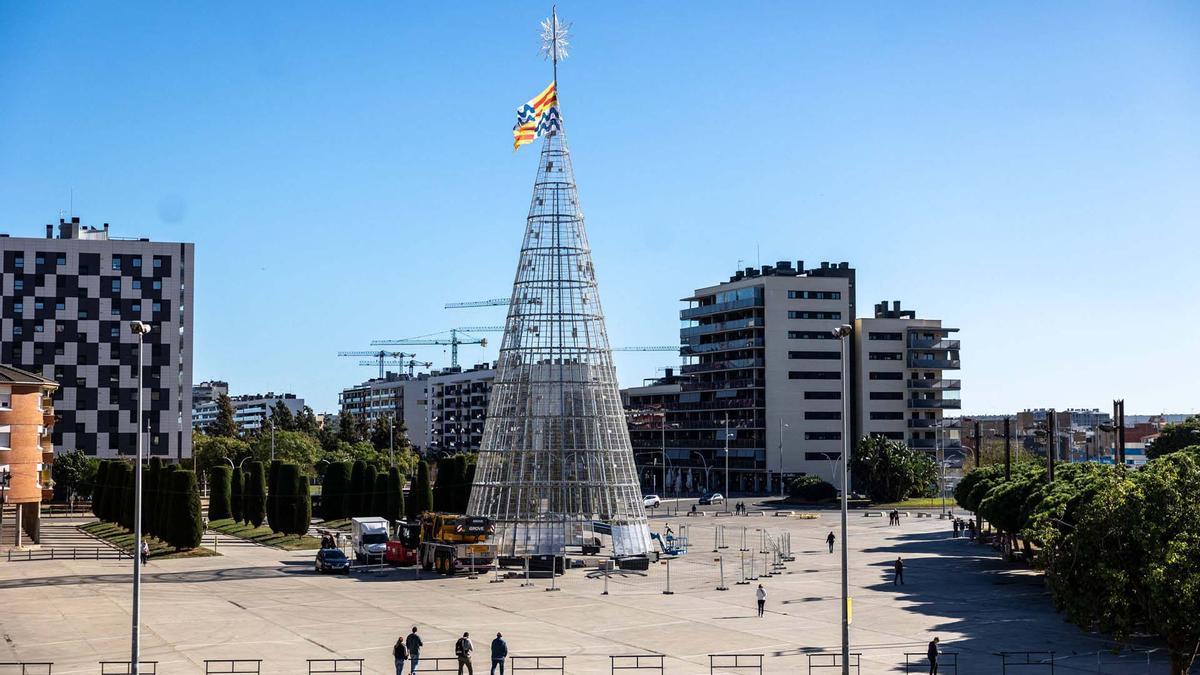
70 188 74 218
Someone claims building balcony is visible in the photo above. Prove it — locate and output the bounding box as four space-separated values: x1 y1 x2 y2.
681 378 765 393
906 418 960 429
680 297 764 321
666 398 763 412
681 337 764 356
680 318 762 339
907 357 961 369
909 438 964 451
908 398 962 410
681 358 764 375
906 378 961 390
908 337 960 350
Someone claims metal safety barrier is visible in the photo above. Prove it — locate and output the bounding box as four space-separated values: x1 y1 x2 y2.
610 654 664 674
306 659 363 675
203 660 261 675
997 652 1055 674
408 657 464 673
709 653 763 674
99 662 157 675
511 655 565 674
904 652 957 674
0 663 53 675
808 652 860 675
5 548 126 562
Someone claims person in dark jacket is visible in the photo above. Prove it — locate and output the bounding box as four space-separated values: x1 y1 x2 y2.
490 633 508 675
455 632 474 675
894 557 905 585
405 627 423 674
393 635 408 675
826 531 836 553
927 637 940 674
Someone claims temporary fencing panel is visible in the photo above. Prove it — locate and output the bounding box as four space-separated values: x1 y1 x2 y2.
807 653 861 675
998 652 1056 674
610 655 664 674
904 653 957 674
305 660 363 675
99 662 157 675
511 656 566 674
709 654 763 675
203 661 261 675
0 664 53 675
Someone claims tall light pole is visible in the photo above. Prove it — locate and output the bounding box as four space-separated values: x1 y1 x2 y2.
269 417 275 462
777 419 789 498
833 323 853 675
661 408 667 501
723 411 731 510
129 320 152 675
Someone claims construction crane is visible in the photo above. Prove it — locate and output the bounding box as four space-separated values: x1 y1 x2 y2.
402 358 433 377
445 298 508 309
442 326 676 353
371 329 487 369
339 350 414 378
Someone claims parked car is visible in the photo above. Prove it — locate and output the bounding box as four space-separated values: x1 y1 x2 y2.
643 494 661 508
698 492 724 505
315 548 350 574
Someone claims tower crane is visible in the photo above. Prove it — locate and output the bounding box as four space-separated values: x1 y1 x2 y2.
371 329 487 369
436 326 676 352
338 350 414 378
444 298 508 309
401 358 433 377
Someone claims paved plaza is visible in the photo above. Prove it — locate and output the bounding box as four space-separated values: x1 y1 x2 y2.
0 506 1169 674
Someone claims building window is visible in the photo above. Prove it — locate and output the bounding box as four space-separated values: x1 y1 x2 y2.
789 371 840 380
112 307 120 316
131 257 142 269
13 302 22 313
152 302 162 313
55 345 64 356
153 257 163 268
806 411 842 420
879 432 905 440
787 331 833 340
868 352 903 361
33 325 44 333
869 372 903 380
0 387 10 410
112 257 122 270
14 279 23 291
805 391 841 400
110 327 120 337
788 290 841 300
131 303 141 313
805 451 841 461
870 412 905 420
869 392 904 400
132 280 141 290
35 255 45 265
805 432 842 441
78 310 89 319
55 301 65 311
0 428 10 449
868 332 902 340
788 351 841 360
788 311 841 320
111 279 121 292
34 301 43 310
56 254 66 266
152 280 162 290
14 257 23 268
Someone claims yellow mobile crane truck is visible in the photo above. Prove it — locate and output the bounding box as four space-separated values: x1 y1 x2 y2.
419 513 497 575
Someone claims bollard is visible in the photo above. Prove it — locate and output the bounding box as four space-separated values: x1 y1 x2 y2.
522 556 533 587
603 561 610 595
663 558 674 595
716 554 728 591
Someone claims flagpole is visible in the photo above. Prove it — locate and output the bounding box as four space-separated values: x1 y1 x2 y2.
552 5 558 91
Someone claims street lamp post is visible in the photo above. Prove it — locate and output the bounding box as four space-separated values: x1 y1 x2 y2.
129 320 151 675
723 412 731 510
269 417 275 462
833 323 852 675
777 418 789 499
692 451 711 493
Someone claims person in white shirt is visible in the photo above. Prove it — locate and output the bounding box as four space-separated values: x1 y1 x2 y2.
755 584 766 617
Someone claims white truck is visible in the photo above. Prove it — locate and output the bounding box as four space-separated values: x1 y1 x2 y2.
350 517 390 563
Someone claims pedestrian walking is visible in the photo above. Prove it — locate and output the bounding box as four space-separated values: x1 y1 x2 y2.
140 541 149 566
755 584 766 617
490 632 508 675
392 635 409 675
952 520 960 538
405 627 423 674
826 531 835 554
455 631 474 675
894 557 905 586
927 637 940 675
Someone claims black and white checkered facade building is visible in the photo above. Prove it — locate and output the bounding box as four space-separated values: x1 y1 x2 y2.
0 218 194 459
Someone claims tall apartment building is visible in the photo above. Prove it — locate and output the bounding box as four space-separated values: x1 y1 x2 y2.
192 393 304 433
192 380 228 407
854 301 962 456
427 363 494 455
0 219 194 459
669 261 857 493
338 372 430 451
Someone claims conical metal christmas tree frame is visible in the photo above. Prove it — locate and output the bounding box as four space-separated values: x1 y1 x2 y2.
467 124 651 558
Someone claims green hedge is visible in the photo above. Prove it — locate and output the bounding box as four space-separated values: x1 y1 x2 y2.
208 465 233 521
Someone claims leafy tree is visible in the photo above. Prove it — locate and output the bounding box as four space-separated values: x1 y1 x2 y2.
337 411 366 445
52 449 98 501
192 432 250 476
163 470 204 550
250 431 321 474
296 406 320 436
208 393 240 438
850 436 937 503
1146 415 1200 460
321 462 350 520
386 466 405 523
408 460 433 520
244 461 267 527
92 460 110 518
372 473 389 519
230 467 245 523
208 465 233 521
268 400 296 432
954 464 1005 514
349 460 367 516
788 474 837 502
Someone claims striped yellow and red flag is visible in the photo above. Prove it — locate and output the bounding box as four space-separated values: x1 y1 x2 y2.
513 81 561 150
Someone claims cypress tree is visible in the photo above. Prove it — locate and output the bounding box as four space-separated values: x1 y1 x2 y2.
99 460 117 523
208 465 233 521
119 462 135 529
409 460 433 520
156 464 178 534
295 469 313 536
267 459 282 532
92 460 110 519
349 460 366 516
363 465 378 517
432 458 447 512
386 467 405 523
460 455 477 513
321 462 350 521
245 461 267 528
371 473 389 519
274 464 300 535
230 467 245 523
145 458 162 537
164 470 203 550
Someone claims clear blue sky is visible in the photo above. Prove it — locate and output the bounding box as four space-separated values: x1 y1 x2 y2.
2 3 1197 415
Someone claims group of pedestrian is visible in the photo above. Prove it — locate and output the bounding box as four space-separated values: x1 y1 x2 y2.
887 509 902 526
320 532 338 549
733 501 749 515
952 518 976 540
394 627 508 675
